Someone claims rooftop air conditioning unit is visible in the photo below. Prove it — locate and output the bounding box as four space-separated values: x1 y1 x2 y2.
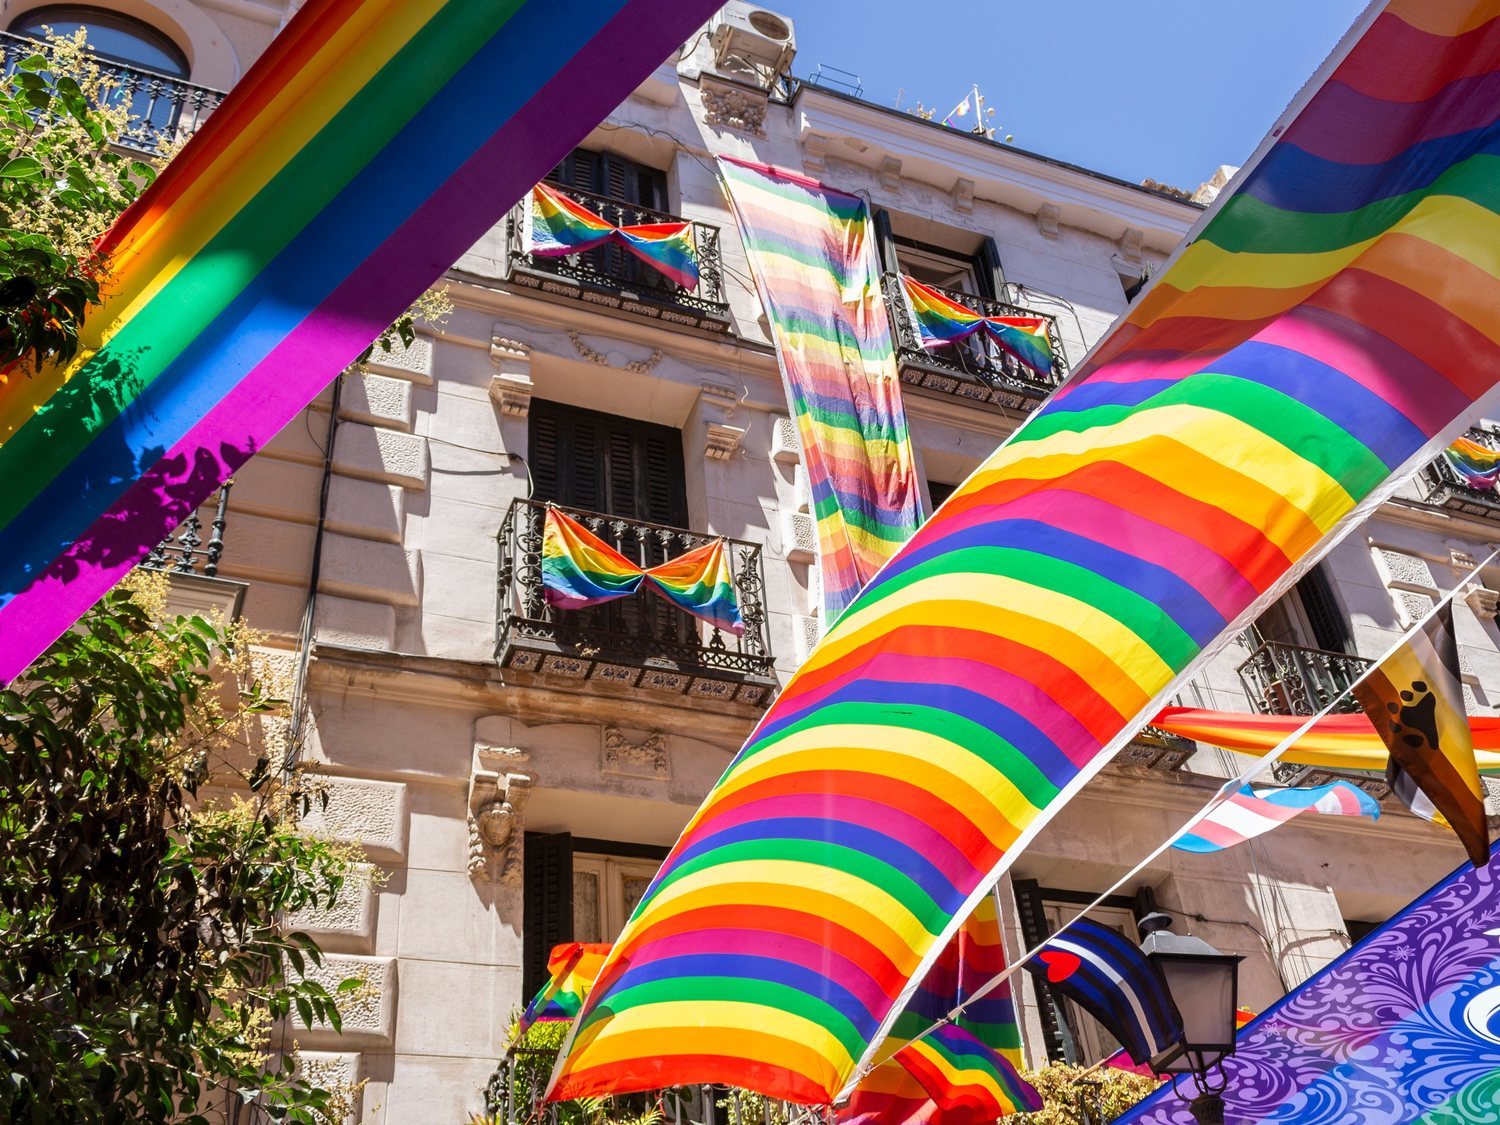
710 3 796 81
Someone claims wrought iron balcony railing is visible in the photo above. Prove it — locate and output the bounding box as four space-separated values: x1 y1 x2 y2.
142 482 233 577
1421 426 1500 522
1 30 225 158
1237 639 1372 717
881 273 1069 412
504 182 731 333
496 499 776 707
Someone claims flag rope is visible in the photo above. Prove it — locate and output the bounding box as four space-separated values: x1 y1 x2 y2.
839 546 1500 1102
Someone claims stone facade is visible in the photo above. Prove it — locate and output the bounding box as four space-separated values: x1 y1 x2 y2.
62 2 1500 1119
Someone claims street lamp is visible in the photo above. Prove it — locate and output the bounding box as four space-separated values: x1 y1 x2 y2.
1137 912 1244 1125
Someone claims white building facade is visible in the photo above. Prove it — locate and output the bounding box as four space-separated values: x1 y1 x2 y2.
10 1 1500 1119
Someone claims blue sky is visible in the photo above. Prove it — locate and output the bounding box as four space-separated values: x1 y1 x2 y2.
775 0 1369 189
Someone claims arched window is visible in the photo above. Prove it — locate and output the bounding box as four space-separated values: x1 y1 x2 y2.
8 6 188 78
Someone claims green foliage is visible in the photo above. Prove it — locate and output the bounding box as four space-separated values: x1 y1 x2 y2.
1013 1062 1160 1124
0 573 362 1123
0 31 154 372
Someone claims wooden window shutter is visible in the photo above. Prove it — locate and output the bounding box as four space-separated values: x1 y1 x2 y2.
1297 564 1353 654
872 208 899 274
528 401 686 526
1013 878 1078 1064
523 831 575 1001
975 237 1006 300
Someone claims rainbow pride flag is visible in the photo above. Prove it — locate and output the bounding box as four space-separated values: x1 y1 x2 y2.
541 508 743 634
840 893 1023 1125
718 157 922 621
894 1025 1042 1122
528 181 700 290
0 0 721 684
1444 434 1500 489
550 2 1500 1106
900 275 1055 380
1152 707 1500 773
516 942 612 1040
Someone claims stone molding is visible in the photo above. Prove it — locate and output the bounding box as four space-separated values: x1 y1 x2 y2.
878 155 902 193
698 382 746 462
285 862 376 953
951 177 975 214
488 335 534 418
803 131 831 173
467 744 532 884
700 74 767 136
602 727 670 780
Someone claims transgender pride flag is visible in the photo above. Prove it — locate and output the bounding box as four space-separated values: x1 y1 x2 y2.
1174 782 1380 854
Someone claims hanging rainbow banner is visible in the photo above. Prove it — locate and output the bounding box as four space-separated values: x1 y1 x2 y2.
1119 845 1500 1124
899 274 1055 380
528 181 700 290
1444 434 1500 490
0 0 722 683
1152 707 1500 773
550 0 1500 1105
541 508 744 635
718 157 922 621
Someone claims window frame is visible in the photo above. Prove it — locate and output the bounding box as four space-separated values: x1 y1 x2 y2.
9 5 189 77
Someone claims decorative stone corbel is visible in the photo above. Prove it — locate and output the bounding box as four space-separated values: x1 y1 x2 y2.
467 744 532 884
698 382 745 462
1466 584 1500 619
1036 203 1061 240
602 727 670 780
878 156 902 194
1118 227 1145 265
487 336 533 418
803 132 832 174
951 178 975 215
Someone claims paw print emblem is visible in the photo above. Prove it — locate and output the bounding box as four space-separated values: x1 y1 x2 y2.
1386 680 1441 752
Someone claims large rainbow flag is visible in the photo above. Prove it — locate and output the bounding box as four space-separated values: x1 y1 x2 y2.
0 0 722 683
718 157 922 621
1119 843 1500 1124
550 1 1500 1105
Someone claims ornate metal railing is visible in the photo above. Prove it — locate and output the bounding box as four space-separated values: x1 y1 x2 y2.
496 500 776 706
505 182 731 332
881 273 1068 411
142 483 233 577
485 1052 802 1125
1 31 225 158
1236 639 1372 717
1421 425 1500 522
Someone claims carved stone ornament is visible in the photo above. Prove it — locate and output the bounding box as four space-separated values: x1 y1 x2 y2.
602 727 670 780
700 75 768 137
1466 583 1500 619
467 745 532 884
488 336 534 418
1036 202 1061 240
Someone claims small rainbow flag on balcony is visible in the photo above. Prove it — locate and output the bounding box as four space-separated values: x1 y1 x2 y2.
1444 434 1500 490
540 508 743 635
516 942 612 1040
899 275 1054 379
528 182 700 290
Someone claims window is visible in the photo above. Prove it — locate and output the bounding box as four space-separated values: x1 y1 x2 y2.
545 148 676 290
1014 880 1159 1065
1253 564 1352 655
928 479 959 514
10 6 189 76
522 833 668 998
10 6 190 136
872 209 1006 300
528 399 687 526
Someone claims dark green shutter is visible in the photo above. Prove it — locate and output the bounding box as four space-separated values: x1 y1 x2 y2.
975 237 1006 300
1013 879 1078 1064
1297 564 1353 654
523 832 574 1001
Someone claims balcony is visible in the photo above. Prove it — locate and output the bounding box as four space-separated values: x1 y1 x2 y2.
1237 639 1372 717
140 483 247 621
1421 426 1500 522
504 183 731 333
881 273 1069 412
1 30 225 159
495 500 777 708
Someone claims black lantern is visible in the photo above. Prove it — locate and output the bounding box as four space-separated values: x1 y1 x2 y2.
1138 912 1243 1125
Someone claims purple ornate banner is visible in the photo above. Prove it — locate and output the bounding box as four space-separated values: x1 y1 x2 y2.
1118 846 1500 1124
